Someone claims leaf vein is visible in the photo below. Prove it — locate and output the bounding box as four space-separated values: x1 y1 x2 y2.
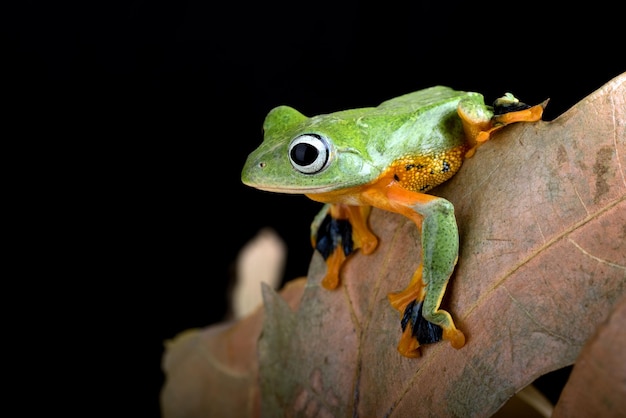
568 238 626 270
464 195 626 318
503 285 572 343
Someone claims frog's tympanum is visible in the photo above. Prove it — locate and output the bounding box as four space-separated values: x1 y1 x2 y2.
242 86 546 357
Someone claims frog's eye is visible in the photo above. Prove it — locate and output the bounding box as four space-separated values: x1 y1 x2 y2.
288 134 331 174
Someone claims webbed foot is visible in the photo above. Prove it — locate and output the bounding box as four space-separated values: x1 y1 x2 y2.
398 299 443 357
315 214 353 290
388 263 465 356
313 204 378 289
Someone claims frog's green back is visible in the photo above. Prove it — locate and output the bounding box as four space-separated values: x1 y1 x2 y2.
355 86 474 157
377 86 468 112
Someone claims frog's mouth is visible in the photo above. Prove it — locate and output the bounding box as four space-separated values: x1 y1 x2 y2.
242 172 363 194
248 182 355 195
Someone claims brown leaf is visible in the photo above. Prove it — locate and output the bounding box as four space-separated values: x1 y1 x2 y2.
258 72 626 416
160 278 306 418
552 294 626 418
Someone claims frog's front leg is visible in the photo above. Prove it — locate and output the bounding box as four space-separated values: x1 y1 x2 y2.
311 203 377 290
363 185 465 357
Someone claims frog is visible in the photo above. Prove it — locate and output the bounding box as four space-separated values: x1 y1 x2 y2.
241 86 546 358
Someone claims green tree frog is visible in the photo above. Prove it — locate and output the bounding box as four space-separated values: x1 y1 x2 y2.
241 86 545 358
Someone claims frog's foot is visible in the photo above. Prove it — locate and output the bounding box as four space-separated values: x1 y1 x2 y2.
314 213 354 290
461 95 548 158
313 204 378 290
397 299 444 357
397 299 466 357
387 266 434 357
388 266 465 356
320 245 346 290
421 304 466 349
443 326 466 349
491 96 547 129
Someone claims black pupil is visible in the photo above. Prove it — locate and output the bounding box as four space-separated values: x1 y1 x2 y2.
291 143 318 166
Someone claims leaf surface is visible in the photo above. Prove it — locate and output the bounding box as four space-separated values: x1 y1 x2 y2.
552 294 626 418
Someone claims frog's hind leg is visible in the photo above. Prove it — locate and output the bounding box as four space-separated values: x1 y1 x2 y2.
460 93 548 158
382 190 465 357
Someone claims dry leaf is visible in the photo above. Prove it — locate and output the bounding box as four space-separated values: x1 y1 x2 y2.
160 279 305 418
552 294 626 418
161 72 625 417
258 73 625 416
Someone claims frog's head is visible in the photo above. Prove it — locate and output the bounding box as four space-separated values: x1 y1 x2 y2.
241 105 380 194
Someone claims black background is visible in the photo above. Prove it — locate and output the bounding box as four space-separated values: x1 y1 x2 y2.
4 1 623 416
